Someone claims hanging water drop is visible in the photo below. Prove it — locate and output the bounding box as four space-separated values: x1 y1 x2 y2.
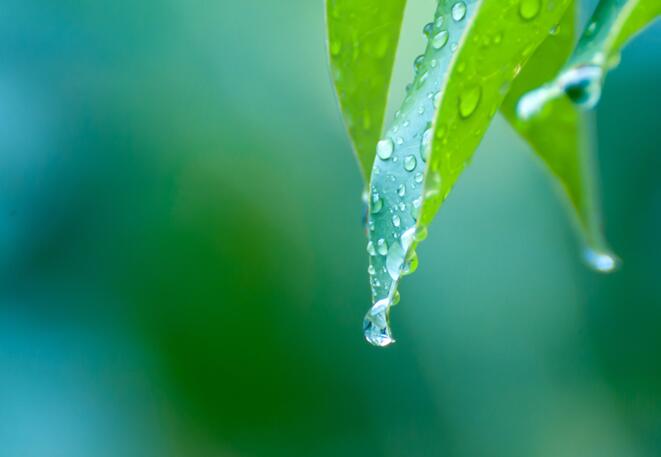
560 65 603 109
363 299 394 347
376 138 394 160
451 2 467 22
583 248 620 273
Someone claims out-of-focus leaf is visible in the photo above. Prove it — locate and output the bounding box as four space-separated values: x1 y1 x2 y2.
326 0 407 182
518 0 661 116
502 2 619 272
363 0 573 346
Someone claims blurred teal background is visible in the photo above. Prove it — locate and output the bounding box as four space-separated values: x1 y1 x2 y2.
0 1 659 456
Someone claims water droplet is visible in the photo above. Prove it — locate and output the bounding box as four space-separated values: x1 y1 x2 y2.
451 2 467 21
414 54 424 72
421 127 432 161
432 31 449 49
451 42 458 52
586 21 597 36
583 248 620 273
376 138 394 160
396 137 404 145
404 155 417 172
412 197 422 208
435 16 444 29
397 184 406 197
330 40 342 56
560 65 603 109
371 193 383 214
415 226 428 241
363 299 394 347
423 22 434 37
398 202 406 211
366 241 376 256
402 250 419 276
377 238 388 256
519 0 541 20
392 290 401 306
368 264 376 275
458 85 482 118
415 172 424 183
386 240 406 279
433 92 441 109
392 214 401 227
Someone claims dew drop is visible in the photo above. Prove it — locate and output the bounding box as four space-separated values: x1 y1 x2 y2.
397 184 406 197
458 85 482 118
377 238 388 256
404 155 417 172
451 2 467 21
371 193 383 214
583 248 620 273
363 299 395 347
368 264 376 275
519 0 541 20
415 172 424 183
423 22 434 37
432 31 449 49
414 54 424 72
376 138 394 160
386 240 406 280
330 40 342 56
421 127 432 161
392 214 401 227
560 65 603 109
366 241 376 256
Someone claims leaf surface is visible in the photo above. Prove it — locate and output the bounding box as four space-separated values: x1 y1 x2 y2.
364 0 573 346
518 0 661 116
326 0 407 182
502 3 618 271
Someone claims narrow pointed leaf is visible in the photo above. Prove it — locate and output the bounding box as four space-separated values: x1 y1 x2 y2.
518 0 661 116
363 0 573 346
502 3 618 271
326 0 407 182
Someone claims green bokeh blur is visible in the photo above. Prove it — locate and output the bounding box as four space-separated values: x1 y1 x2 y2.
1 1 659 456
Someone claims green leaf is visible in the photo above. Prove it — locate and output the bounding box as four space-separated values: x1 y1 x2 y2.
326 0 407 182
518 0 661 116
363 0 573 347
501 3 618 272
